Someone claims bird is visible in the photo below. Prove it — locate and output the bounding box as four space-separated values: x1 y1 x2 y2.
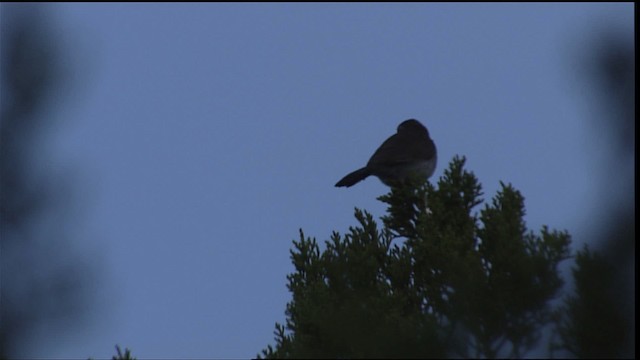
335 119 437 188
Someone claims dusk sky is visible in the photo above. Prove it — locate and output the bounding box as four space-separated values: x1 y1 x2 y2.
4 3 633 359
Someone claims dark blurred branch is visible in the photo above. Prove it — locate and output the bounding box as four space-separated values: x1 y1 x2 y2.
1 4 90 358
591 30 635 155
552 25 635 359
592 30 635 359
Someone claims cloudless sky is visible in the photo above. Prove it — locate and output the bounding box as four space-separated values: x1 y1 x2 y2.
11 3 633 358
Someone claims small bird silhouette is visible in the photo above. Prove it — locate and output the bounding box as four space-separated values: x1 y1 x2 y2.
335 119 437 187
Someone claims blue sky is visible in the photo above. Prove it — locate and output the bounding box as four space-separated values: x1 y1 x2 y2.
12 3 633 358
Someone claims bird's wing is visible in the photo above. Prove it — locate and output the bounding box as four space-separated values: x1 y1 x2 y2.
367 133 434 167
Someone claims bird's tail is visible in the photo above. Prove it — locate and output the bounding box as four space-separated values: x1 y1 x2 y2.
335 167 371 187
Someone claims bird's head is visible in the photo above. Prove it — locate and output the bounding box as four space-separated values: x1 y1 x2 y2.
398 119 428 136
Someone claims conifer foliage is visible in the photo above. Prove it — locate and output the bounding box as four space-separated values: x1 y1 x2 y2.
261 156 571 358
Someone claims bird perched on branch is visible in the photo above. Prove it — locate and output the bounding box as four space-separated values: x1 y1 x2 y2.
335 119 437 188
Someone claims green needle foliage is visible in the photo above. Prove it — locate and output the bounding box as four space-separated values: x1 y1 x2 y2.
261 156 572 358
552 246 629 358
111 345 136 360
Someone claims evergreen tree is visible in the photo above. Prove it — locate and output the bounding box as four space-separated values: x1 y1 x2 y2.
551 246 630 358
261 156 571 358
